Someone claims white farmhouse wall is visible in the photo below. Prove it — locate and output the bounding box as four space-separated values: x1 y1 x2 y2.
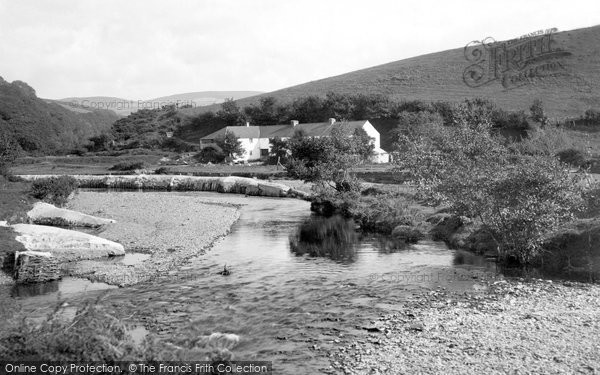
361 121 380 149
236 138 261 162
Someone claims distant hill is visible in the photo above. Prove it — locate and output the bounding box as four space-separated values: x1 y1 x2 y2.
182 25 600 120
59 96 133 117
61 91 262 117
0 78 119 153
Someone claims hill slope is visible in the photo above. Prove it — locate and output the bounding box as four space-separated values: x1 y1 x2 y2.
183 25 600 120
61 91 262 116
0 78 119 153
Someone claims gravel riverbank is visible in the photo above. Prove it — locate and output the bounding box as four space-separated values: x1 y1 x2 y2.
333 279 600 374
65 191 241 286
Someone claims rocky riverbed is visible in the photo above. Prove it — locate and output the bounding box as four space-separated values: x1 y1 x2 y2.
332 279 600 374
64 191 241 286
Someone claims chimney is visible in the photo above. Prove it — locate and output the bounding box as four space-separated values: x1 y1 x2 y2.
291 120 299 127
245 121 250 127
328 118 336 125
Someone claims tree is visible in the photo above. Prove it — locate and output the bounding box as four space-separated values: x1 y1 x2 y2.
243 97 286 125
530 99 548 125
0 131 20 176
286 128 373 192
395 112 588 264
216 132 244 159
217 98 245 127
87 133 113 152
269 137 290 163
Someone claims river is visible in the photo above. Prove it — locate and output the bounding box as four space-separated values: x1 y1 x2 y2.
4 192 500 373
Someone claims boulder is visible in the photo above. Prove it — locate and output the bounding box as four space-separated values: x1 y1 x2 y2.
257 182 290 197
27 202 116 228
11 224 125 262
14 251 61 283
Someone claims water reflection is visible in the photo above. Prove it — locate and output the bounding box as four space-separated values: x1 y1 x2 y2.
11 280 60 297
374 236 412 253
289 216 358 262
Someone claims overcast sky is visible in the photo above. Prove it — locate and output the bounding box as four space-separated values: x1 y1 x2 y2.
0 0 598 100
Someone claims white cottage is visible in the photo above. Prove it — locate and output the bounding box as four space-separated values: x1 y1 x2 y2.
200 118 389 163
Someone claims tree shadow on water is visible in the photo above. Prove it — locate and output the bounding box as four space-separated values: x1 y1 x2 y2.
289 215 358 262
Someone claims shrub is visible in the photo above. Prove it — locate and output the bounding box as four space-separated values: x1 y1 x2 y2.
510 127 587 157
154 166 171 175
161 137 199 152
584 109 600 125
348 194 422 234
396 117 589 264
556 148 590 169
0 132 21 176
193 148 226 164
286 128 371 192
108 161 145 171
30 176 79 206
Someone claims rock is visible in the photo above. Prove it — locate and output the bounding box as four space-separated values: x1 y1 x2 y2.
27 202 116 228
14 250 61 283
11 223 125 262
257 182 290 197
205 332 240 350
18 175 301 199
408 323 425 331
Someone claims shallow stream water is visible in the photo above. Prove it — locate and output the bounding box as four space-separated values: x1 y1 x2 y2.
5 192 500 373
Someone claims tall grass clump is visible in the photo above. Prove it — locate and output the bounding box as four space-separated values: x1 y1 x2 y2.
0 298 146 361
30 176 78 206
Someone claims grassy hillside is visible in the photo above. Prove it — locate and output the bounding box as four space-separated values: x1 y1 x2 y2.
59 96 132 116
149 91 262 106
0 77 119 154
182 25 600 120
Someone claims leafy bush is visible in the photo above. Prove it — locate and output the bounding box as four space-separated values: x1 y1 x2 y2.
0 132 21 176
193 148 226 164
154 166 171 175
161 137 199 152
530 99 548 125
286 128 372 192
30 176 79 206
396 109 590 264
584 109 600 125
556 148 590 169
108 161 145 171
510 127 587 157
215 132 244 159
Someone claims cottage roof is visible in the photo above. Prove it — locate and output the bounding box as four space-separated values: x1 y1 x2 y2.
201 120 368 140
202 126 260 140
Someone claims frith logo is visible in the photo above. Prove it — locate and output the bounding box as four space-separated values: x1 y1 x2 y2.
462 30 572 89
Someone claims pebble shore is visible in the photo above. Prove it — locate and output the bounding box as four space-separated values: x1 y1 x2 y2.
66 191 241 286
332 279 600 374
